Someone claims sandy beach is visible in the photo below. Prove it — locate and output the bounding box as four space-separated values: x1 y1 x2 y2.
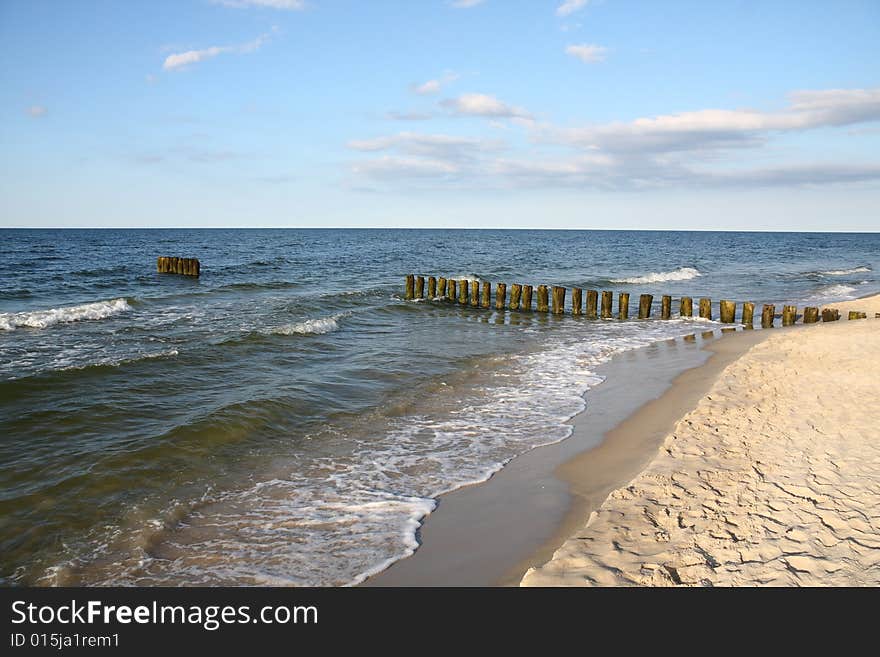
522 294 880 586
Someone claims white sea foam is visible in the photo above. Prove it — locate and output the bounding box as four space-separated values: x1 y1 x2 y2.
271 314 343 336
611 267 701 284
806 284 857 302
0 298 131 331
94 318 709 587
820 266 871 276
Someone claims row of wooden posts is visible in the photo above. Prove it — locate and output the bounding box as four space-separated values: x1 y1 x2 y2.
157 256 200 277
404 275 874 327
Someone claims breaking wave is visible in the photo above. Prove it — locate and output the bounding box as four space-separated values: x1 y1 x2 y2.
0 298 132 331
611 267 702 284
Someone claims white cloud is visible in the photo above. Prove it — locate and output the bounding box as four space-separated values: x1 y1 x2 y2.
26 105 47 118
353 156 461 179
556 0 588 17
162 31 274 71
441 93 532 119
349 87 880 191
210 0 306 9
412 72 459 95
347 132 503 159
451 0 487 8
565 44 607 63
554 87 880 154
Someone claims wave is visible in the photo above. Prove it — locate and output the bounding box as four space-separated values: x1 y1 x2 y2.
0 298 131 331
270 313 344 336
806 284 857 302
610 267 701 284
819 266 872 276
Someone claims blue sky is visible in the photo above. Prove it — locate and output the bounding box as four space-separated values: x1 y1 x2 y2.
2 0 879 230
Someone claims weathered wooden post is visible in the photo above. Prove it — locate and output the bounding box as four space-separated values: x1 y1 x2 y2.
601 291 613 318
699 298 712 320
537 285 550 313
438 277 447 299
782 305 797 326
459 280 468 305
522 285 533 311
416 276 425 300
661 295 671 320
552 286 566 315
585 290 598 319
571 288 583 316
741 302 755 326
405 274 415 300
447 279 457 302
428 276 437 299
849 311 867 320
470 281 480 307
496 283 507 310
821 308 835 322
618 292 630 320
803 307 819 324
762 304 775 328
157 257 164 273
638 294 653 319
509 284 523 311
720 300 736 324
680 296 693 317
481 281 491 308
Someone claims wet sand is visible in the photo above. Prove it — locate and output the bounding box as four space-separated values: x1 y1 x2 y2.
366 325 767 586
522 295 880 586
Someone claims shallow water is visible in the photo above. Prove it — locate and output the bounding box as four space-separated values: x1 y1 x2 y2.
1 229 877 585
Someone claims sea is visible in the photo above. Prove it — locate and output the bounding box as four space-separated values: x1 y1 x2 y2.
1 229 877 586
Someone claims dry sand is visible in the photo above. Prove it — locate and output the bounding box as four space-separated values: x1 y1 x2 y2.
521 294 880 586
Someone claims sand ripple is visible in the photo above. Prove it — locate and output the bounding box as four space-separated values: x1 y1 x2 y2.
522 311 880 586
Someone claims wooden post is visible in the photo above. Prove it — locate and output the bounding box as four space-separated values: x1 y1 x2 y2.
193 259 200 277
447 279 457 302
849 311 867 320
459 280 468 305
638 294 653 319
509 284 522 311
470 281 480 307
522 285 533 311
537 285 550 313
157 256 163 273
428 277 437 299
571 288 583 316
821 308 836 322
481 281 491 308
618 292 630 320
661 295 671 320
601 291 613 318
803 307 819 324
699 298 712 320
552 286 566 315
496 283 507 310
405 274 415 300
438 277 447 298
742 302 755 326
720 300 736 324
585 290 598 319
680 296 693 317
782 305 797 326
762 304 775 328
415 276 425 300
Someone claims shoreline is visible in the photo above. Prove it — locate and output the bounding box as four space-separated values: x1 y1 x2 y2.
366 324 766 586
505 326 768 584
522 294 880 586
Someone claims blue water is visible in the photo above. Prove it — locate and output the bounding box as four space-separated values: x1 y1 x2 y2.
0 229 877 585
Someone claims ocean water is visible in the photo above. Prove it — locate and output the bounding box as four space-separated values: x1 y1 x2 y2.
1 229 877 586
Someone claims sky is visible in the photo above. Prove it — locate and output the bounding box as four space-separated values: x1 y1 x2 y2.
1 0 879 230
